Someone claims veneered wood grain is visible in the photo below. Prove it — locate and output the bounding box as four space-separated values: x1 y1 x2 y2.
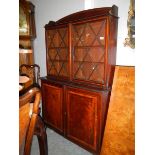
66 87 99 151
42 83 64 133
100 66 135 155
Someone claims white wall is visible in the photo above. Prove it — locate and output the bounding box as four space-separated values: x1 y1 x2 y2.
30 0 134 76
94 0 135 66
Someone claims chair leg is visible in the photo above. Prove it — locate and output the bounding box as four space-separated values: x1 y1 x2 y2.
24 114 38 155
34 115 48 155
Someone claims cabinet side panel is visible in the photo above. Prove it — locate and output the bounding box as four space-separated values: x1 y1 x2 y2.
106 17 118 88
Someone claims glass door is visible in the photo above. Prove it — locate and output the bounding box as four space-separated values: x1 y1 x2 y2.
46 26 69 78
72 19 106 84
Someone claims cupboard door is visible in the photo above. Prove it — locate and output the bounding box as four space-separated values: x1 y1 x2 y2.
41 82 64 133
72 19 107 85
66 87 101 152
46 27 69 79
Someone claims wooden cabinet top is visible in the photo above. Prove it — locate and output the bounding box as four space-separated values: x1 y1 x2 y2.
45 5 118 28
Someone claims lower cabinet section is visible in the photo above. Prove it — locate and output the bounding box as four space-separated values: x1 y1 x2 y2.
41 79 110 154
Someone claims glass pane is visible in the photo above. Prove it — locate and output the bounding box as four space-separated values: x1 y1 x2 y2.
72 20 106 84
72 20 106 47
19 6 29 36
46 27 69 78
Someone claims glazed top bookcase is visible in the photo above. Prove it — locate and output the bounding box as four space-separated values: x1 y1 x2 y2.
45 5 118 89
41 5 118 155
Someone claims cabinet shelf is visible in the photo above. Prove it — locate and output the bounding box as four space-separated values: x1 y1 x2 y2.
73 60 104 63
48 59 68 62
48 47 68 49
74 45 104 48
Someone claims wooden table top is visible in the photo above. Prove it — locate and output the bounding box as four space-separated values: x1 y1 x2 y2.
19 76 30 84
19 76 31 91
19 76 40 96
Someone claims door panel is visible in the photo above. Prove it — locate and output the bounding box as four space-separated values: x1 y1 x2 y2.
46 27 69 78
72 19 107 84
66 87 101 151
42 83 63 133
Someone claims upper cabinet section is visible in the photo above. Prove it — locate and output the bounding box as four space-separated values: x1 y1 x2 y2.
19 0 36 39
45 5 118 89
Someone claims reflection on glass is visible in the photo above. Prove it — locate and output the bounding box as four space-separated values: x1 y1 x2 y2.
19 6 29 35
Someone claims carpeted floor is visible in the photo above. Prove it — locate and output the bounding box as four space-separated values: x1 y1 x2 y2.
31 128 92 155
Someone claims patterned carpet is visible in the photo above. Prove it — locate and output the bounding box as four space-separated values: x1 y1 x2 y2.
31 128 92 155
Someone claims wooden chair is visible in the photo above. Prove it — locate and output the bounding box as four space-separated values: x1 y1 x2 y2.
19 64 40 85
19 87 48 155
